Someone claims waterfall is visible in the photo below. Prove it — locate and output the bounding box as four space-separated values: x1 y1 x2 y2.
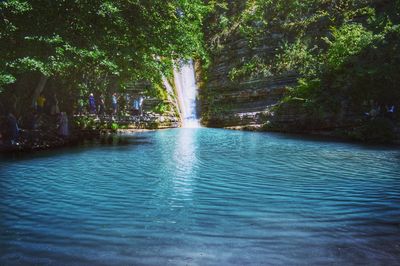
174 60 201 128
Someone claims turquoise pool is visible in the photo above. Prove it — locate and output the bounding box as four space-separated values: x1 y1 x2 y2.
1 128 399 265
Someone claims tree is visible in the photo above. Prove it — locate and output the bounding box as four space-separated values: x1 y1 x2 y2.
0 0 209 114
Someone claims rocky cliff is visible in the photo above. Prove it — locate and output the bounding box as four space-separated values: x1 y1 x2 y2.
200 32 297 128
199 1 400 143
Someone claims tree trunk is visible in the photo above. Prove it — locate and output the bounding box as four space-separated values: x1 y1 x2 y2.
31 74 48 107
65 84 75 114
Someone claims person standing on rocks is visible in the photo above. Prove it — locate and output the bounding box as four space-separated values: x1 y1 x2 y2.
89 93 96 114
7 112 19 145
50 93 60 116
98 94 106 116
386 104 396 119
132 97 139 116
124 93 130 115
138 95 144 116
36 94 46 113
112 93 118 115
58 112 69 138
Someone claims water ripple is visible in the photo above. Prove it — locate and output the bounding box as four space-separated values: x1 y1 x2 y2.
1 128 399 265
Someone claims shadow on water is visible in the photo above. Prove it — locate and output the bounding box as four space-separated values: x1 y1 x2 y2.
0 134 152 162
206 127 399 151
256 130 400 151
1 128 398 163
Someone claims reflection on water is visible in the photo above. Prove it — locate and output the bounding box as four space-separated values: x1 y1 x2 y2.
0 128 399 265
172 129 197 198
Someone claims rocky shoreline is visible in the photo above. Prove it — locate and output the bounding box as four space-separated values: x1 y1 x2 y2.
224 122 400 145
0 112 180 154
2 114 398 154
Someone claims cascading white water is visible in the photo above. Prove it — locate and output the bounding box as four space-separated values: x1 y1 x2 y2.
173 60 201 128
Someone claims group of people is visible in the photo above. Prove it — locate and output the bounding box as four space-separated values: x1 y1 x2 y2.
0 91 70 147
0 110 69 147
35 93 60 116
80 93 145 117
365 101 396 120
35 93 68 137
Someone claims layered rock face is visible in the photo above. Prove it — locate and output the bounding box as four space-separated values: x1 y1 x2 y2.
200 2 400 143
200 34 297 128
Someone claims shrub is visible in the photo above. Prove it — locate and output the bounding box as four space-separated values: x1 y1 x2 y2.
111 123 119 132
323 23 382 70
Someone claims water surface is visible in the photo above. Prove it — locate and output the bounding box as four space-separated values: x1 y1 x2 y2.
1 128 399 265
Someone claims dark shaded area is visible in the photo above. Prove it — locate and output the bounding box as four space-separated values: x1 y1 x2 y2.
0 133 152 161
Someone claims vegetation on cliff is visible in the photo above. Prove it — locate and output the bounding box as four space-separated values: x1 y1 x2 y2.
202 0 399 142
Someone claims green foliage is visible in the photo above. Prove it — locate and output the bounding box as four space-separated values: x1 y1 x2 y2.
111 123 119 132
9 57 49 75
285 78 321 101
323 24 382 70
276 40 319 76
74 116 125 132
0 73 16 92
74 116 97 130
146 83 168 101
228 56 272 81
204 0 399 141
153 102 170 114
0 0 210 108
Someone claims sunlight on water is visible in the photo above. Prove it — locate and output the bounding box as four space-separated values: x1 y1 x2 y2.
172 129 197 197
1 129 399 265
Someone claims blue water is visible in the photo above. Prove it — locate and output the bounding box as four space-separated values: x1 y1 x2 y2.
1 128 399 265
